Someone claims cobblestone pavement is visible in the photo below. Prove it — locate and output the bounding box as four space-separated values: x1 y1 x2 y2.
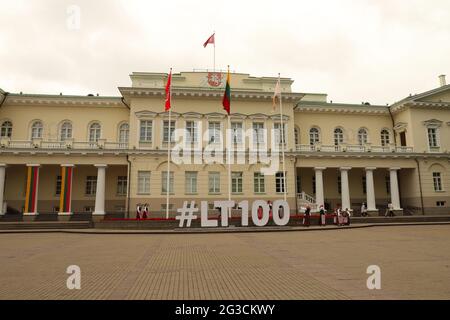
0 225 449 300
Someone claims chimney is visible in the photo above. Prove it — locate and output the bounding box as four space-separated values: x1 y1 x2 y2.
439 74 446 87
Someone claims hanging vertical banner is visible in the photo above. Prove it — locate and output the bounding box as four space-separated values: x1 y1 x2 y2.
59 166 74 213
24 165 40 214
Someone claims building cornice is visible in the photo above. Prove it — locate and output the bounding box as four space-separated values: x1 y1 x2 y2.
4 94 123 108
391 101 450 114
119 87 305 104
295 102 389 115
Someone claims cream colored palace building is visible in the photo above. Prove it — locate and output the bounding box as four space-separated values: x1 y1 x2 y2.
0 71 449 219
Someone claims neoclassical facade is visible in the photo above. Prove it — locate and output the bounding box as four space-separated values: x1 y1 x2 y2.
0 71 449 219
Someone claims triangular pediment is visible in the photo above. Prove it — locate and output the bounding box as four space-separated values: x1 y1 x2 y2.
415 86 450 103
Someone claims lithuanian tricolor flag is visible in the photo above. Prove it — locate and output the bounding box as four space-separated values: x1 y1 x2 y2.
222 68 231 115
24 166 40 213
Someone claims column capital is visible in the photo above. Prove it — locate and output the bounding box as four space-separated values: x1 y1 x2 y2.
389 167 401 171
340 167 352 171
0 164 6 167
94 164 108 168
365 167 377 171
26 164 41 167
61 164 75 167
314 167 327 171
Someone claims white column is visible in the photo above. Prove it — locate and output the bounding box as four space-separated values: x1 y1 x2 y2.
389 167 402 210
93 164 107 216
314 167 326 207
340 167 351 210
0 164 6 215
365 167 378 212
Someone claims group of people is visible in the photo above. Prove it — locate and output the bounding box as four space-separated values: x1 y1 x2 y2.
302 205 351 227
136 203 150 219
361 202 396 217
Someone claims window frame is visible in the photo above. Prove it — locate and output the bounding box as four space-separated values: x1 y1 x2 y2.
139 120 153 142
137 171 151 195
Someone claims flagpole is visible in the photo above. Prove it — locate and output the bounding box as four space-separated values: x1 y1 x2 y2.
213 31 216 72
227 113 232 217
166 69 172 219
226 65 232 218
278 73 287 202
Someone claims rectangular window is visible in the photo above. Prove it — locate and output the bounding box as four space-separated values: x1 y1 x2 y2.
312 176 316 194
85 176 97 196
55 175 62 195
231 172 243 193
186 121 198 144
273 123 286 145
436 201 446 207
296 175 302 193
362 176 367 194
117 176 128 196
433 172 443 191
208 172 221 194
427 128 439 148
252 122 265 144
208 122 221 144
163 120 175 143
162 171 174 194
254 172 265 194
137 171 151 195
231 122 243 144
276 172 286 193
139 120 153 142
185 171 198 194
338 175 342 194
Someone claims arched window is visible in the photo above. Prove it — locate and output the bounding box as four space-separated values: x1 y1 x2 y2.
60 121 72 141
334 128 344 146
119 123 129 144
309 127 320 146
89 122 101 142
0 121 12 138
380 129 390 147
31 121 43 139
358 128 368 145
294 127 300 145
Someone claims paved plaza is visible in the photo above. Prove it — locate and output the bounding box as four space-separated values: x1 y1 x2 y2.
0 225 449 300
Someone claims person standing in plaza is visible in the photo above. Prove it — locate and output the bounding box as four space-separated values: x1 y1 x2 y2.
303 206 311 227
361 202 367 217
334 206 340 225
345 208 351 226
136 203 142 220
319 205 326 226
385 202 395 217
142 203 148 219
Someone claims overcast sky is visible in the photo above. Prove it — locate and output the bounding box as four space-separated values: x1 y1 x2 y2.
0 0 449 105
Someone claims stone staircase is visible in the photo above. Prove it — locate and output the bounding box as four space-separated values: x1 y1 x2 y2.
297 192 318 212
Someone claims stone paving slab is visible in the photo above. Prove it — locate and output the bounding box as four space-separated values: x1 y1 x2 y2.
1 221 450 234
0 225 449 300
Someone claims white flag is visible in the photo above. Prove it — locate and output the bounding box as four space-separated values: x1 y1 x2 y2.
272 78 281 111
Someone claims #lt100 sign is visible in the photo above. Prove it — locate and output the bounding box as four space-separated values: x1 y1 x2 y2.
175 200 290 228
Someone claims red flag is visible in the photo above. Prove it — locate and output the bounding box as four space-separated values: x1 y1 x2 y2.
165 69 172 111
203 33 215 48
